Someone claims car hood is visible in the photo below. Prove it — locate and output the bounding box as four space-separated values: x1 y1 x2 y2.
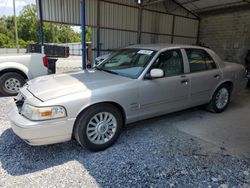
27 70 130 101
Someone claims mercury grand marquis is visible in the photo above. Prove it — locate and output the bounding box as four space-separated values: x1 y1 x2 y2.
8 44 246 151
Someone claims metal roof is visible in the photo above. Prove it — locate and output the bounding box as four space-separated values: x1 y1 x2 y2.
173 0 250 13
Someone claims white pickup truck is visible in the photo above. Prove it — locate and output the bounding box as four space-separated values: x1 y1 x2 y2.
0 53 48 96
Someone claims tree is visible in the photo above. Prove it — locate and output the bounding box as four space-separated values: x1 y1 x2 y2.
0 4 91 48
0 17 15 47
0 33 11 47
17 4 40 43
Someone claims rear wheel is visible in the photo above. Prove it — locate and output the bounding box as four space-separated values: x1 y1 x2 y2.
0 72 26 96
74 104 123 151
206 84 231 113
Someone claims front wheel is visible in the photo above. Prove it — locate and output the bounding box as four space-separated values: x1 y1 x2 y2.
74 104 123 151
0 72 26 96
206 84 231 113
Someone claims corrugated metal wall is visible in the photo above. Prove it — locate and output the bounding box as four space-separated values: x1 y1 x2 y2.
40 0 199 58
174 17 198 38
100 3 138 30
40 0 81 25
141 10 173 34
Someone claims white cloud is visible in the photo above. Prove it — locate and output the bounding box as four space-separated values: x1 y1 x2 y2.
0 0 26 9
72 26 81 33
0 0 35 17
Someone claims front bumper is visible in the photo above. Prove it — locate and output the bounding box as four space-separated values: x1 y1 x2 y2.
8 101 75 146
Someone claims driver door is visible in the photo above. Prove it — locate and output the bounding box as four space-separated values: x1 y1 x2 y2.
138 49 190 120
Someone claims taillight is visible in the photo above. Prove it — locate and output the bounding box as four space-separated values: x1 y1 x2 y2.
43 56 48 68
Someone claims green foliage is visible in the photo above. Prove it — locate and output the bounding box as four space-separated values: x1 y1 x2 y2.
0 33 12 47
0 4 91 48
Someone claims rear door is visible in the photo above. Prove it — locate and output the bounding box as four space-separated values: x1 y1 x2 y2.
184 48 222 106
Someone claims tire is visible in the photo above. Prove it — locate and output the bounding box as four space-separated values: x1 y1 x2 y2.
74 104 123 151
206 84 231 113
0 72 26 96
87 64 92 69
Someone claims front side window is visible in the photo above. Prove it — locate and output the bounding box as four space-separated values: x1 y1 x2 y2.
185 49 217 72
97 49 156 79
151 49 184 77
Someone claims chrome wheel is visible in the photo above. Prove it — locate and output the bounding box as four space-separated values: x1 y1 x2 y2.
4 78 21 93
215 88 229 109
86 112 117 145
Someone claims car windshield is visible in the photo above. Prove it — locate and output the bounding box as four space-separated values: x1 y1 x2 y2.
96 49 156 79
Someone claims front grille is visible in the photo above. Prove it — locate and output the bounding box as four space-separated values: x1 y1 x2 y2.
16 100 24 107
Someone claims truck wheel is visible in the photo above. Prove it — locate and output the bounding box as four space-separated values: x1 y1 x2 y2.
0 72 26 96
206 84 231 113
74 104 123 151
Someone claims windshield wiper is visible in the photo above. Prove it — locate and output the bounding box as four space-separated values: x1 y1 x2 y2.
95 67 118 75
95 66 103 71
102 69 118 75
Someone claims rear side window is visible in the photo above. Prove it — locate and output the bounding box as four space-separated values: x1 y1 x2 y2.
185 49 217 72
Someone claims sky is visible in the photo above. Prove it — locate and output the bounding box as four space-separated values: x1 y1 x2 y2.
0 0 35 17
0 0 81 32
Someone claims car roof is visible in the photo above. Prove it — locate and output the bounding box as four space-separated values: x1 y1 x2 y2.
126 43 209 51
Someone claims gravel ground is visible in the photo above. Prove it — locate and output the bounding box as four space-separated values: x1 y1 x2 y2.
0 64 250 187
56 56 82 74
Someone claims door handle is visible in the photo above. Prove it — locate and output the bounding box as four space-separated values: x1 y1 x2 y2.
181 79 189 84
214 74 221 79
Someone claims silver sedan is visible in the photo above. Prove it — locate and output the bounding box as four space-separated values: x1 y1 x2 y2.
8 44 246 151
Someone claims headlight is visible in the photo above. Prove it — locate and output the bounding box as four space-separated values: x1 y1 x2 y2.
21 104 67 121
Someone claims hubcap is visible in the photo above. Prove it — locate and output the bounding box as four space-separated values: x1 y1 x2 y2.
86 112 117 145
215 88 229 109
4 78 21 93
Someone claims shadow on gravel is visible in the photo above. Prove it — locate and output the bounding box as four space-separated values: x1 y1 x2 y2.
0 93 13 98
1 106 250 187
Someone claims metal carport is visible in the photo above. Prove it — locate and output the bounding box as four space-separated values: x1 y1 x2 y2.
37 0 200 69
37 0 250 68
175 0 250 64
174 0 250 14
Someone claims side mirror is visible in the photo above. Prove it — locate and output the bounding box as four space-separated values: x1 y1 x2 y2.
150 68 164 78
